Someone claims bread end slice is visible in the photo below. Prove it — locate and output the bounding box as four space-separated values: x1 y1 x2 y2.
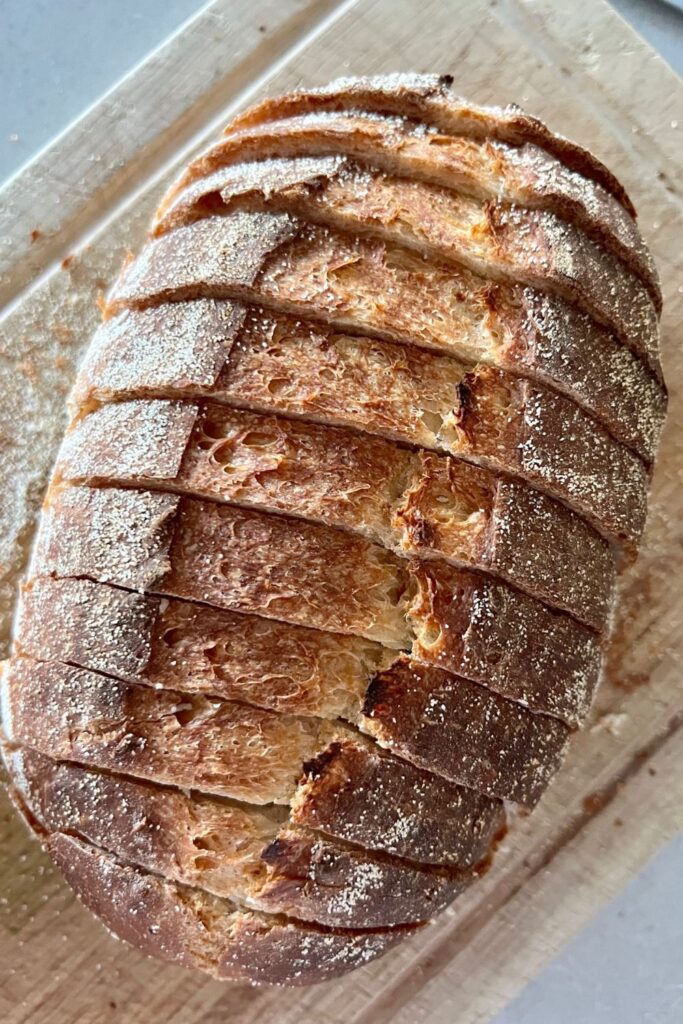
47 833 416 985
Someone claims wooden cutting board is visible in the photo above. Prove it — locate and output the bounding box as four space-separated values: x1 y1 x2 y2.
1 2 682 1021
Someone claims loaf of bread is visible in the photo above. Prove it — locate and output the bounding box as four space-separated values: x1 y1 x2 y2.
1 73 664 986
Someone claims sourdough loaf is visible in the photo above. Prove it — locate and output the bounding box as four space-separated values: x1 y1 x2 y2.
1 74 664 986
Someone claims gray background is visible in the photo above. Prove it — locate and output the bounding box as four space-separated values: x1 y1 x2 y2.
1 1 682 1020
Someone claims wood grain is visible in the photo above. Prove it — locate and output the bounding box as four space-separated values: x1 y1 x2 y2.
1 1 682 1021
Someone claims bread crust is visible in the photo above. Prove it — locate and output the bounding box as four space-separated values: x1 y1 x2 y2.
107 218 650 548
46 833 415 984
8 745 282 897
13 577 571 798
10 748 471 928
3 656 341 805
6 76 664 982
57 399 615 629
30 487 601 720
78 292 664 474
165 111 657 308
3 654 505 861
361 656 568 805
290 738 504 862
110 209 663 454
15 578 384 719
225 74 638 219
255 828 471 927
155 155 658 376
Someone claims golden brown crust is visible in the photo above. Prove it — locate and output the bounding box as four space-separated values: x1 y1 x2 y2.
7 75 665 986
225 74 638 219
57 399 615 629
16 578 384 720
165 111 657 309
30 487 601 720
3 654 505 863
254 828 471 927
155 155 658 373
111 206 663 426
407 561 600 725
361 656 569 806
290 739 504 865
11 748 471 928
78 294 665 474
13 577 570 799
46 833 414 984
106 219 650 548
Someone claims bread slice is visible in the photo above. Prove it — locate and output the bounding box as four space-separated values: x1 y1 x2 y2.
3 657 345 805
15 578 384 721
106 218 649 548
3 656 507 852
155 154 658 378
57 399 615 629
361 656 568 805
110 207 662 466
15 578 568 802
76 291 664 480
45 832 416 984
31 487 601 722
167 110 657 309
9 748 476 928
6 687 504 872
226 74 639 221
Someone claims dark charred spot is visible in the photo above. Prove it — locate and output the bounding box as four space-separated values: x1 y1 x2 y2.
452 375 478 440
260 837 289 866
301 741 343 780
261 835 311 879
363 667 404 718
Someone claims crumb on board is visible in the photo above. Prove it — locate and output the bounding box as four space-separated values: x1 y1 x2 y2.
582 791 609 815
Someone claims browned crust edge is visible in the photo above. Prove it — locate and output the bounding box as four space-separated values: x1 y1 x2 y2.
224 74 638 219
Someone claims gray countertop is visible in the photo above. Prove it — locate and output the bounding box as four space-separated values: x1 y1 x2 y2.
1 1 682 1021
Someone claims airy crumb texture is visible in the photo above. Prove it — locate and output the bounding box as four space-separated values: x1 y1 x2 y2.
57 398 615 629
107 216 650 551
172 107 658 305
157 155 658 380
4 655 505 868
29 486 601 721
12 748 474 929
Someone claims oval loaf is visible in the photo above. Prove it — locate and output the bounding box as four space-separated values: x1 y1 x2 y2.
2 73 664 986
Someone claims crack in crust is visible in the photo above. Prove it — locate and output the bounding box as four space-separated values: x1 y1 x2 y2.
28 487 601 723
45 832 417 984
56 398 615 630
14 576 570 799
8 747 486 929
